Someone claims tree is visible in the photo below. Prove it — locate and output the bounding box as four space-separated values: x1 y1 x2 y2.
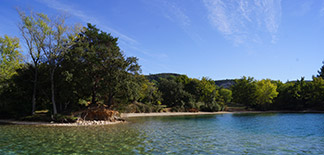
19 10 80 115
18 10 46 114
254 79 278 109
274 77 311 110
0 65 33 118
0 35 23 115
138 77 162 105
219 88 232 104
0 35 22 87
158 78 187 108
303 77 324 109
232 76 257 108
198 77 218 103
67 23 140 107
317 61 324 79
41 15 79 114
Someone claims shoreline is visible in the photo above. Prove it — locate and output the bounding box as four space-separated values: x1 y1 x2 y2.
0 119 125 126
121 111 232 118
121 110 324 118
1 110 323 126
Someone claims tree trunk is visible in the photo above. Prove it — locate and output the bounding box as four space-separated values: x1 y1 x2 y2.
60 102 62 112
32 65 38 115
51 68 57 114
91 82 97 104
107 94 114 108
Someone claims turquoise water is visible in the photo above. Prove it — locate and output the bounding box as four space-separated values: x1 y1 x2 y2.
1 113 324 154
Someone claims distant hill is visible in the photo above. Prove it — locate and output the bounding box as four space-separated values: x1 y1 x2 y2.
145 73 182 82
145 73 236 89
214 79 236 89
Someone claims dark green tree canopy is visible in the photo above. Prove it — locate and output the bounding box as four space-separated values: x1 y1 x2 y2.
66 23 140 106
232 76 257 108
317 61 324 79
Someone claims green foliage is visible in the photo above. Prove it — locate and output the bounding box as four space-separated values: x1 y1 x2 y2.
52 114 78 123
232 77 279 110
184 78 201 101
4 9 324 120
156 76 226 112
65 23 140 107
0 35 22 83
219 88 232 103
317 61 324 79
146 73 181 83
214 79 236 89
254 79 278 110
0 35 23 117
138 77 162 105
18 10 51 115
0 65 34 118
158 78 191 108
123 102 166 113
274 79 304 110
198 77 219 104
200 102 221 112
293 77 324 110
232 76 257 108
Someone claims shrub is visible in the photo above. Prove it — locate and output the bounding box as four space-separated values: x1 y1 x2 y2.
200 102 221 112
123 102 166 113
53 114 78 123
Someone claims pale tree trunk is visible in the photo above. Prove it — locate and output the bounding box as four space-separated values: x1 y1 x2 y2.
32 65 38 115
51 67 57 114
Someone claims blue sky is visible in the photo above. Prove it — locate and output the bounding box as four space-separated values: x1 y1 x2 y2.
1 0 324 81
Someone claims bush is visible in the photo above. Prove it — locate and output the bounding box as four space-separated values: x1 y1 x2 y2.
184 101 197 110
123 102 166 113
171 106 185 112
200 102 221 112
53 114 78 123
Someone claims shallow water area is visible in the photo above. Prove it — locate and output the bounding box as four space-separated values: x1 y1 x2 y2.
1 113 324 154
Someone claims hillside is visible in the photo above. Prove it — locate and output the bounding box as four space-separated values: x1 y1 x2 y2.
145 73 236 89
214 79 236 89
145 73 182 82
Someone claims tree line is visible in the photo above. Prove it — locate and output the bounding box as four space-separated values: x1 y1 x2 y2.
232 75 324 111
1 10 324 119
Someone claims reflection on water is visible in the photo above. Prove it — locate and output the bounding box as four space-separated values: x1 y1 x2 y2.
1 113 324 154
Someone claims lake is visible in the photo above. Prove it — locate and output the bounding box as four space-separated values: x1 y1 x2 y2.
1 113 324 154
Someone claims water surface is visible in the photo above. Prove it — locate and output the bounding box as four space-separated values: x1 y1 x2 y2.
1 113 324 154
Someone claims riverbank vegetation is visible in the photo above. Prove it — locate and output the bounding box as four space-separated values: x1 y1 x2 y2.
1 10 324 121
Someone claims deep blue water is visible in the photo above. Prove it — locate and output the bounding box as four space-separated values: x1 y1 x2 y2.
0 113 324 154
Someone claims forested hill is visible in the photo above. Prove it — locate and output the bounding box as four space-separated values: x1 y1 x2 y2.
145 73 236 88
145 73 182 82
214 79 236 89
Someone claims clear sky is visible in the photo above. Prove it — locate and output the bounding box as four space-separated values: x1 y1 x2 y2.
1 0 324 82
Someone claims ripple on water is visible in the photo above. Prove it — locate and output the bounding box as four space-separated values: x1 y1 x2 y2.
1 113 324 154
